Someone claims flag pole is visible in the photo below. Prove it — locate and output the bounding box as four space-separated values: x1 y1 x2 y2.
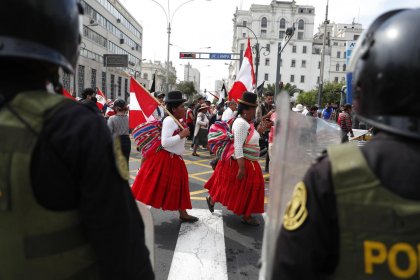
131 77 185 129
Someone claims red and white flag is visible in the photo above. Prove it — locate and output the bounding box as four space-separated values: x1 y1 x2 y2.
129 77 159 129
62 88 76 100
96 88 107 111
228 38 256 102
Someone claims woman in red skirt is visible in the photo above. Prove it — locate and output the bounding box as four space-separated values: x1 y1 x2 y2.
132 91 198 223
205 92 271 226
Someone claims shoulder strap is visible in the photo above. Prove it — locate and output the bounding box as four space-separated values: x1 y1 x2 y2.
327 143 380 193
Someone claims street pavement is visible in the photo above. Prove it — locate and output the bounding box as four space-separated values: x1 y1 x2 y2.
129 139 269 280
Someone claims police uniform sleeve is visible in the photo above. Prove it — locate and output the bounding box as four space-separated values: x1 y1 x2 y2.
30 102 154 279
271 156 339 280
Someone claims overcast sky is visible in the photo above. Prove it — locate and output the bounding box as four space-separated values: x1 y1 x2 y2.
122 0 419 93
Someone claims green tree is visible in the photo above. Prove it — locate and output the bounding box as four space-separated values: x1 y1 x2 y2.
297 82 344 106
176 81 196 98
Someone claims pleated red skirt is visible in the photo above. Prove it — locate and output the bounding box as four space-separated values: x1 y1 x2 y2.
131 150 192 211
204 158 265 216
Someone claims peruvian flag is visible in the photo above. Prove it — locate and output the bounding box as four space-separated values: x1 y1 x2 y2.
96 87 107 111
228 38 256 102
62 88 76 100
129 77 159 129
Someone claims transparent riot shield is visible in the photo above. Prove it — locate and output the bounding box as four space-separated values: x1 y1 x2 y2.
136 201 155 271
259 92 341 280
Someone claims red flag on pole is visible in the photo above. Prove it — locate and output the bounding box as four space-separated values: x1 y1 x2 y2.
62 88 76 100
129 77 159 129
228 38 256 102
96 87 106 110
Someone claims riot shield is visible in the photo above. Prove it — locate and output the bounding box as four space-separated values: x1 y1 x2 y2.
136 201 155 271
259 92 341 280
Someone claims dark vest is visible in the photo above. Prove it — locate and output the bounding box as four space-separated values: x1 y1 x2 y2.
328 143 420 280
0 91 97 279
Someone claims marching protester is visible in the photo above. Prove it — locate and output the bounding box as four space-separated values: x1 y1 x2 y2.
338 103 354 143
185 102 195 140
221 100 237 122
0 0 153 278
205 92 271 226
152 92 166 120
108 99 131 164
80 87 102 116
192 103 210 157
272 8 420 279
131 91 198 223
256 92 275 172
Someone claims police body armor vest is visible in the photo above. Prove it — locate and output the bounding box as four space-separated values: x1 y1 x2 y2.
328 143 420 280
0 91 97 279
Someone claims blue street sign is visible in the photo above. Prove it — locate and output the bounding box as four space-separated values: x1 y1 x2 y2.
209 53 232 60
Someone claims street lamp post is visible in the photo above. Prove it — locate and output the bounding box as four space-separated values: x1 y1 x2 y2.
235 25 270 96
150 0 210 93
275 26 295 96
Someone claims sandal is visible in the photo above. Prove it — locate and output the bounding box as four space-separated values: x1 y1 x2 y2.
241 216 260 226
179 215 199 223
206 196 214 213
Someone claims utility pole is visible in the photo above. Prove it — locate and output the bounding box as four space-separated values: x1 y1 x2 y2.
275 42 282 96
166 22 171 94
317 0 329 106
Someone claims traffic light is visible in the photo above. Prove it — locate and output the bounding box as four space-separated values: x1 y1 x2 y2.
180 52 196 59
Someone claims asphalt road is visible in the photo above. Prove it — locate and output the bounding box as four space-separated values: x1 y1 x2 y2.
129 139 269 280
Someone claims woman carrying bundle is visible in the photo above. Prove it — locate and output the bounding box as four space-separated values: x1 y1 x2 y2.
205 92 272 226
132 91 198 223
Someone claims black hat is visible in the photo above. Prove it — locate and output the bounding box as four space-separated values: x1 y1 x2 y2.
164 91 186 104
238 92 258 107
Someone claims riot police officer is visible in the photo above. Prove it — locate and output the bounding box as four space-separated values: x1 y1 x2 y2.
0 1 153 279
272 8 420 279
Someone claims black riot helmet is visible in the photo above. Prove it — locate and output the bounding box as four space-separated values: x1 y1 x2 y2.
0 0 83 74
349 8 420 139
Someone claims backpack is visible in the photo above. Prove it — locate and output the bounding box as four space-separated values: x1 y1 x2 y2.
132 120 163 158
208 118 237 161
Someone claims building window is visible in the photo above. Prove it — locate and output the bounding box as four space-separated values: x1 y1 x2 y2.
143 73 148 80
242 33 246 38
261 17 267 28
91 69 97 89
344 52 347 59
265 58 270 66
264 73 269 81
63 72 71 91
279 31 285 39
240 43 245 52
302 46 307 53
300 75 305 83
292 45 296 53
333 42 338 46
354 35 360 40
243 20 247 26
318 61 321 69
291 60 296 67
77 65 85 97
341 77 346 83
280 18 286 29
102 71 106 95
110 74 115 99
290 75 295 83
336 63 340 71
118 76 122 97
314 48 320 54
124 78 128 100
297 32 304 40
298 19 304 30
343 64 346 71
337 51 341 58
334 77 339 83
261 29 267 38
266 44 270 52
301 60 306 68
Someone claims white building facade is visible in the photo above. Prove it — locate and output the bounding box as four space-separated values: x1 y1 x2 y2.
60 0 143 101
141 61 177 92
231 0 363 93
184 64 201 91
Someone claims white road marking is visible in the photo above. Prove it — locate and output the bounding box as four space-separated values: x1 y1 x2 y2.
168 209 228 280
